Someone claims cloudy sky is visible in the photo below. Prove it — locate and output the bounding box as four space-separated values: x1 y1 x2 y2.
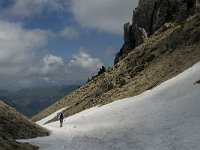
0 0 139 90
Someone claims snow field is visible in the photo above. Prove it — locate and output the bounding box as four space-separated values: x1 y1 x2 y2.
19 62 200 150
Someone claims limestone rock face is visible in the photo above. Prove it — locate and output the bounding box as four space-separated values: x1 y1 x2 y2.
114 0 200 64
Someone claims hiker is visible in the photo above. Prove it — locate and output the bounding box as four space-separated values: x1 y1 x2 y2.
59 113 64 127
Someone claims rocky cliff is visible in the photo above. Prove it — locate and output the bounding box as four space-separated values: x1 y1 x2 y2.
115 0 200 64
0 100 49 150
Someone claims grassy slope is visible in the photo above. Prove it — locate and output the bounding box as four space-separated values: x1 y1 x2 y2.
32 13 200 124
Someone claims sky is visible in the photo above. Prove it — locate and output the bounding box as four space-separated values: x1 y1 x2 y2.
0 0 139 90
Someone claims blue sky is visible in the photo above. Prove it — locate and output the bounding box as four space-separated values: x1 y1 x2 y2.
0 0 139 90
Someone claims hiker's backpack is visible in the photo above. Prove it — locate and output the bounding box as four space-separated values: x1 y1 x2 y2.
60 113 64 120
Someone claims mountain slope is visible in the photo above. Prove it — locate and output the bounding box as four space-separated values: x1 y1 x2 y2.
33 12 200 123
21 62 200 150
115 0 200 63
0 85 79 117
0 100 49 150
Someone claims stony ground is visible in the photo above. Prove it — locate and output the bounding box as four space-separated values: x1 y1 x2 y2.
32 13 200 124
0 100 49 150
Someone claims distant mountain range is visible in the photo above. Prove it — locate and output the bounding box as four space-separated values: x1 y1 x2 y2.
0 85 80 117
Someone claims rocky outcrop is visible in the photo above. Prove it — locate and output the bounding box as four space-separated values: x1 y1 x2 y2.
0 100 49 150
115 0 200 64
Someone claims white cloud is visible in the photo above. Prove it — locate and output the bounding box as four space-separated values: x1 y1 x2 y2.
1 0 139 35
0 20 104 89
59 26 80 39
42 54 64 75
0 0 134 88
0 0 68 19
71 0 139 35
43 54 64 66
0 20 51 73
38 51 104 85
0 20 58 89
68 51 104 72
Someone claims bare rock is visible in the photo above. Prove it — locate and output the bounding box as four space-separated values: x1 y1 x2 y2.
114 0 200 64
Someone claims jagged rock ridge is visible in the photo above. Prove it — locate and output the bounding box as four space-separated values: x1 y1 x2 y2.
115 0 200 64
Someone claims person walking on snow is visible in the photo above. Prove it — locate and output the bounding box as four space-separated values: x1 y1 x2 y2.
59 113 64 127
